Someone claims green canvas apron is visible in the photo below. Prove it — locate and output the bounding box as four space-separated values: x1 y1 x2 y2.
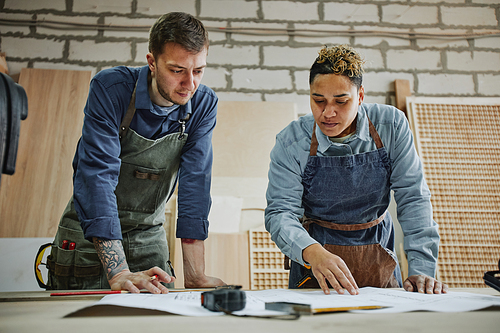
47 85 188 289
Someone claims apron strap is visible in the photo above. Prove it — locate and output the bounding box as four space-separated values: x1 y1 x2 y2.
119 85 137 142
301 211 386 232
367 117 384 149
310 123 319 156
309 114 384 156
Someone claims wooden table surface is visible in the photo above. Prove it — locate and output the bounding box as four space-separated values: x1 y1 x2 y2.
1 288 499 333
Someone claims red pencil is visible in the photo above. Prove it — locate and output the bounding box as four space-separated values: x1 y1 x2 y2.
50 290 130 296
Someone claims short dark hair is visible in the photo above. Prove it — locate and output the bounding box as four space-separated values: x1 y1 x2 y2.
148 12 209 58
309 45 364 90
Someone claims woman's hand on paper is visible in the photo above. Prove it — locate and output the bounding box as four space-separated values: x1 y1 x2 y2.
303 243 359 296
404 274 449 294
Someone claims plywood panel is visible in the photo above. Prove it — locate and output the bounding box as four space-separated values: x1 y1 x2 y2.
212 101 297 178
0 68 91 237
172 101 297 286
173 232 250 289
210 101 297 233
406 97 500 288
394 79 411 116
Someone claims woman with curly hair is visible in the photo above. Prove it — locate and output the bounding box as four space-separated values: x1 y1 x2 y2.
265 45 448 295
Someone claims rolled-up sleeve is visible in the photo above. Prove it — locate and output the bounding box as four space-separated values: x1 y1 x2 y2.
265 135 317 266
389 111 439 277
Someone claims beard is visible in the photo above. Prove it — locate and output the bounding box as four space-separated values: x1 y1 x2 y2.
157 84 192 106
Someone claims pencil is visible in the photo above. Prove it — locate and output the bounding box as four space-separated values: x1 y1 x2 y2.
50 290 130 296
312 305 384 313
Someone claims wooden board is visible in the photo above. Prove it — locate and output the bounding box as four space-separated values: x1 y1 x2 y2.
168 101 298 279
0 68 91 237
406 97 500 288
172 233 250 289
394 79 411 116
212 101 297 178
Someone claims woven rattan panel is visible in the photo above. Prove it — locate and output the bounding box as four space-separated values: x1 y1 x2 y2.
407 97 500 288
249 229 289 289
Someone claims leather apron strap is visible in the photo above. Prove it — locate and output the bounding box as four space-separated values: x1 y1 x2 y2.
302 211 387 232
118 86 137 141
309 116 383 156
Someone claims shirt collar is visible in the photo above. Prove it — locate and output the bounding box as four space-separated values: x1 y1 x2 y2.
316 104 371 154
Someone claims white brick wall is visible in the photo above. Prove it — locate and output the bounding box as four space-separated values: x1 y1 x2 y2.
2 36 64 60
0 0 499 108
4 0 65 11
441 6 497 27
418 73 475 95
202 67 227 90
103 17 156 39
201 0 259 19
473 0 500 4
208 45 260 66
416 29 470 48
475 37 500 49
353 26 411 47
229 22 289 43
73 0 132 14
37 14 100 37
294 70 310 91
68 40 132 62
386 50 442 71
363 72 414 95
382 5 438 25
358 48 384 70
323 3 379 23
0 13 32 34
136 0 196 16
478 74 500 95
4 60 29 75
204 24 227 43
135 42 149 64
447 51 500 71
293 24 351 45
262 1 319 21
264 46 319 67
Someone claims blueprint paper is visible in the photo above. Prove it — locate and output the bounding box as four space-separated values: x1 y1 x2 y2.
67 287 500 317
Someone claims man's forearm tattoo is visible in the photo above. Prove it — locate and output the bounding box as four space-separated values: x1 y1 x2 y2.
94 238 129 280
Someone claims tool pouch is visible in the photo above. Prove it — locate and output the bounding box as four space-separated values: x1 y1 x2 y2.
46 246 103 290
46 224 104 290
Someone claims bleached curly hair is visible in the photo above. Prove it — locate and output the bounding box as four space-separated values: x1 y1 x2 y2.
309 45 365 89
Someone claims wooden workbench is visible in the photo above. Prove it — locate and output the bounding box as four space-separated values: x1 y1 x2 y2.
1 288 499 333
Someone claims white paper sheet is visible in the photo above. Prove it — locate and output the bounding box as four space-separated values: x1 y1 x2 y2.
71 287 500 317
